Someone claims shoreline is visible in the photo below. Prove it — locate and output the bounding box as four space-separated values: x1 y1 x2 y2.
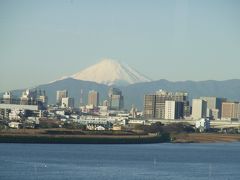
0 129 169 144
0 134 167 144
1 129 240 144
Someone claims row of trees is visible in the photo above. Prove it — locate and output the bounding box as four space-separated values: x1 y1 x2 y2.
135 122 195 134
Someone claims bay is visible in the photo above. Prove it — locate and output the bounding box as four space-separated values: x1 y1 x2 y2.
0 143 240 180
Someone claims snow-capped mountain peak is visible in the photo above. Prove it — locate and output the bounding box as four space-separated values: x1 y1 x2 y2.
69 58 151 86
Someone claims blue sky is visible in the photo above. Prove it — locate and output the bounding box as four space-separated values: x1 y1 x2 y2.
0 0 240 92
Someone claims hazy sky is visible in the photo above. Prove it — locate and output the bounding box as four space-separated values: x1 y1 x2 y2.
0 0 240 92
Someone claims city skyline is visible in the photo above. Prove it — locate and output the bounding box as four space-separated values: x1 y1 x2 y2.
1 0 240 92
2 87 240 121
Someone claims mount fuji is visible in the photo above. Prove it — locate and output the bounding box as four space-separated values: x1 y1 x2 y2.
61 59 151 86
3 59 240 109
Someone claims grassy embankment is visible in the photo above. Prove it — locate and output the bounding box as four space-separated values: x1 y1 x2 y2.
135 122 240 143
172 133 240 143
0 129 170 144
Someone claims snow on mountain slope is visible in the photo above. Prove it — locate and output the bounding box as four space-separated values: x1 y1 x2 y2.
70 59 151 86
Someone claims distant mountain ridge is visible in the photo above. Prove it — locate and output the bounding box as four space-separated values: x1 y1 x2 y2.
4 78 240 110
2 59 240 109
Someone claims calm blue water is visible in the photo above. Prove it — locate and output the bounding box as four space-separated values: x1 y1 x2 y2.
0 143 240 180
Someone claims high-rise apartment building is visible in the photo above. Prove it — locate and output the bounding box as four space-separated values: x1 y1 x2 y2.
200 97 226 119
144 89 189 119
144 95 156 119
192 99 207 120
20 89 37 105
221 102 240 120
38 96 48 108
155 92 171 119
61 97 74 108
88 90 99 107
164 101 184 120
56 90 68 105
108 87 124 110
37 90 48 108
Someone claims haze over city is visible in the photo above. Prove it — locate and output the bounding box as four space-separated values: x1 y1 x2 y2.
1 0 240 92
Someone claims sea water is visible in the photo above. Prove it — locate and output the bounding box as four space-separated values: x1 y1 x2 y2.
0 143 240 180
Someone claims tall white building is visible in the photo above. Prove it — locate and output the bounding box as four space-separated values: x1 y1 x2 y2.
192 99 207 120
164 101 184 120
165 101 175 120
61 97 74 108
